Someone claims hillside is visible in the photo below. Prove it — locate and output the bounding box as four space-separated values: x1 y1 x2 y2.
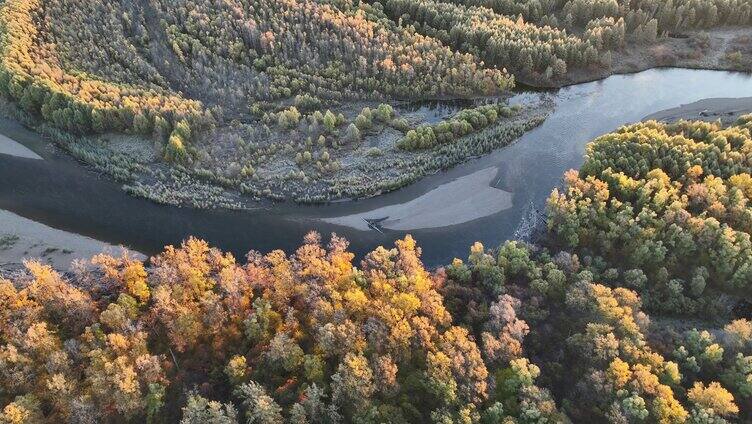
0 0 750 206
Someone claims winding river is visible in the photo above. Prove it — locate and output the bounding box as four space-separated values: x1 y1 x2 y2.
2 68 752 267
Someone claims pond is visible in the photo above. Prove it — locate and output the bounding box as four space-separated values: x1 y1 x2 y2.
2 68 752 267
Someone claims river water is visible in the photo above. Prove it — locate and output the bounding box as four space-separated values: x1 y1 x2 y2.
2 68 752 267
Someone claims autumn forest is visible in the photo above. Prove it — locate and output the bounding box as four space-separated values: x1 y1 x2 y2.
3 115 752 422
1 0 750 205
2 0 752 423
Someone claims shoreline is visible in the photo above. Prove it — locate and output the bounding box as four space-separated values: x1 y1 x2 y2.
519 27 751 89
321 166 513 231
0 61 750 213
0 132 42 159
521 63 747 90
644 97 752 124
324 94 752 232
0 209 145 275
0 94 550 210
1 68 750 267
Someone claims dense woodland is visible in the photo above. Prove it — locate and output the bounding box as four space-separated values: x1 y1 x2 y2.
3 115 752 422
0 0 750 201
0 0 512 140
2 0 752 421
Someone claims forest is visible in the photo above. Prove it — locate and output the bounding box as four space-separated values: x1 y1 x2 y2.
2 0 752 421
3 114 752 422
0 0 750 207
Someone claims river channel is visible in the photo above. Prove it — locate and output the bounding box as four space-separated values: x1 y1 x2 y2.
2 68 751 266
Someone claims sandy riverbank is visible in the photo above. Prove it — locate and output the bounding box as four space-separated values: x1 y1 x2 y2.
322 167 513 231
0 132 42 159
322 93 752 233
0 209 145 275
644 97 752 124
0 133 144 273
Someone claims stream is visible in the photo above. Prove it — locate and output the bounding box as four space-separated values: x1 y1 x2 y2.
2 68 752 267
